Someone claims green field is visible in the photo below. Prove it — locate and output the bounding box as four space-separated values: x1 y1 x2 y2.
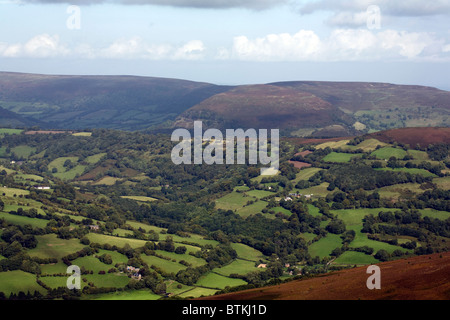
236 200 268 218
0 128 23 135
178 287 218 298
215 191 253 211
0 270 45 297
120 196 158 202
27 234 86 260
85 153 107 164
88 289 161 300
0 212 49 229
377 167 437 178
333 251 379 265
140 254 187 274
86 233 147 249
371 147 408 160
308 233 342 259
0 186 30 197
48 157 87 180
343 139 388 152
11 145 36 158
40 272 130 289
433 176 450 190
332 208 391 226
347 226 411 254
294 182 331 197
316 140 351 149
213 259 260 277
154 250 206 267
196 272 247 289
230 243 266 262
322 152 363 163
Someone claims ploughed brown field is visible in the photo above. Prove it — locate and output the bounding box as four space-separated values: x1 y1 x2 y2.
199 252 450 300
288 161 312 169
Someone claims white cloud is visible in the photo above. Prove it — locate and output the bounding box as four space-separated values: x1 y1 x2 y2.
0 34 206 60
230 29 449 62
0 34 69 58
231 30 321 61
173 40 206 60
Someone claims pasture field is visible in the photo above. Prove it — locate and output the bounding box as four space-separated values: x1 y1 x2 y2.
11 145 36 158
308 233 342 259
86 233 147 249
120 196 158 202
0 165 15 174
27 234 86 260
0 186 30 197
230 243 266 262
376 183 424 199
40 272 130 289
432 176 450 190
215 192 249 211
48 157 87 180
271 206 294 217
93 176 122 185
0 212 48 229
88 289 161 300
140 254 187 274
407 150 430 161
315 140 351 149
294 182 331 197
72 132 92 137
196 272 247 289
0 270 45 297
346 226 411 254
292 167 322 184
343 139 388 152
419 208 450 220
307 204 321 217
213 259 260 277
333 251 379 265
322 152 363 163
0 128 23 135
154 250 206 267
236 200 268 218
371 147 407 160
245 189 275 199
40 262 72 274
85 153 107 164
331 208 392 226
178 287 218 298
376 167 437 178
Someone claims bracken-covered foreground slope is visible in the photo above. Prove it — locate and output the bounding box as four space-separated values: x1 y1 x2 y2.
199 252 450 300
368 127 450 148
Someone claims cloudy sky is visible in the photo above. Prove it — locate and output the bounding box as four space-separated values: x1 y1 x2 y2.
0 0 449 89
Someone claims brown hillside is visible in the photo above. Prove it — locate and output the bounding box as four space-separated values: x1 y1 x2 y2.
200 252 450 300
368 127 450 148
174 84 352 131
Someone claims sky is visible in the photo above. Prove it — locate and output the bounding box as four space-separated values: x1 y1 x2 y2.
0 0 449 89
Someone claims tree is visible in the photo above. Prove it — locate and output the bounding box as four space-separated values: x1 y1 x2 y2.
326 219 346 234
374 249 390 262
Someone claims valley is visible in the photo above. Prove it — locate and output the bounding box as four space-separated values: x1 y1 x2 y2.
0 126 448 300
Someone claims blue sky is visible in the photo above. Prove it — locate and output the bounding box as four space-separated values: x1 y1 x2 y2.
0 0 449 89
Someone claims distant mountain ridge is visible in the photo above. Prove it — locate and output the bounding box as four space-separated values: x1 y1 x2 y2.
0 72 449 137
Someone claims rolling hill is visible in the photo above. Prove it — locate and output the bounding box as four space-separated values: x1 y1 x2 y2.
0 72 232 131
0 72 449 136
